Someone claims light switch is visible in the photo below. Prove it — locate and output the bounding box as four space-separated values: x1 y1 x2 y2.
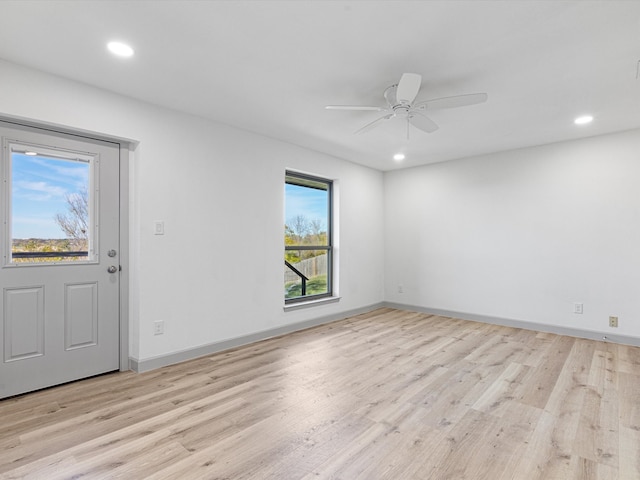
154 221 165 235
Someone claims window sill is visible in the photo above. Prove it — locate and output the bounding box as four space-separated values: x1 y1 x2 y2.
283 296 341 312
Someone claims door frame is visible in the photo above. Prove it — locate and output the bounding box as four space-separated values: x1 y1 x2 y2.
1 115 132 373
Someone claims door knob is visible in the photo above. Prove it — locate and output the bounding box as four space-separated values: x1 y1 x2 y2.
107 265 118 274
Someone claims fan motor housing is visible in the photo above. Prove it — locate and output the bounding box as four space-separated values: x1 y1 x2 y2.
393 104 410 117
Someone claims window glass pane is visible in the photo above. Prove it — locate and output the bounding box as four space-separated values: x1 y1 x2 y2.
10 146 92 264
284 171 332 303
284 183 328 247
285 249 329 299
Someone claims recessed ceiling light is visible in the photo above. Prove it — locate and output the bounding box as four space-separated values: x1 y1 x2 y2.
107 41 134 58
393 153 405 161
574 115 593 125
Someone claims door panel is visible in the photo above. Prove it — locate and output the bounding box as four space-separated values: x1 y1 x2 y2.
3 286 44 362
64 282 98 350
0 121 120 399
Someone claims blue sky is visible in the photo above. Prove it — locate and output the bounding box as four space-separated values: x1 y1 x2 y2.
285 183 328 230
11 153 89 239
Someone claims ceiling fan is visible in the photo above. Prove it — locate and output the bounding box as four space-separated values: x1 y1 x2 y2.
326 73 487 137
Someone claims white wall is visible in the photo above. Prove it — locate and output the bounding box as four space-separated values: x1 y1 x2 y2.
3 57 638 364
385 129 640 338
0 60 385 363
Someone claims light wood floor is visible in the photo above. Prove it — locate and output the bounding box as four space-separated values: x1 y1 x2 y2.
1 308 639 479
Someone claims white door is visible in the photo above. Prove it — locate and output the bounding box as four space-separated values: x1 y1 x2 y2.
0 121 120 399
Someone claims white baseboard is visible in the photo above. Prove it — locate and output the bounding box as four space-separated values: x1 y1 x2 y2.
129 302 385 373
383 302 640 347
129 301 640 373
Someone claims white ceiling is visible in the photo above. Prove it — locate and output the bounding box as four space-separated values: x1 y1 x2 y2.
0 1 639 171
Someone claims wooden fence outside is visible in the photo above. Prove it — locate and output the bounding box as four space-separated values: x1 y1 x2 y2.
284 253 327 283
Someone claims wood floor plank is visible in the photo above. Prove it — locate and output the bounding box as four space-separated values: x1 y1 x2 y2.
516 334 575 409
1 308 638 479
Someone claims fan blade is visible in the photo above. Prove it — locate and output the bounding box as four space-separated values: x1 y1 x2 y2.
409 112 439 133
354 113 394 134
415 93 488 111
325 105 385 111
396 73 422 104
383 85 397 107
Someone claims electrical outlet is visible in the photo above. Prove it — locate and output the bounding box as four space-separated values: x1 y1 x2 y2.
154 320 165 335
154 221 165 235
609 316 618 328
573 303 583 314
398 284 404 294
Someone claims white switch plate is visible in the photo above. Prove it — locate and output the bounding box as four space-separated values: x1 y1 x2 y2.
154 320 164 335
154 221 165 235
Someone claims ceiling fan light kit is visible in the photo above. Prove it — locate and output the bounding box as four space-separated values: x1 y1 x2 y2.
326 73 488 138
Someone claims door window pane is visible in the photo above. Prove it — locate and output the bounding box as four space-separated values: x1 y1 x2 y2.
8 144 93 264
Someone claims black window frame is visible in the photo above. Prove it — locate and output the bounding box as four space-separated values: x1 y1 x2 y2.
284 171 333 304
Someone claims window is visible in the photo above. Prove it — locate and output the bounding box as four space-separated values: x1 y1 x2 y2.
284 171 332 303
4 142 94 265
